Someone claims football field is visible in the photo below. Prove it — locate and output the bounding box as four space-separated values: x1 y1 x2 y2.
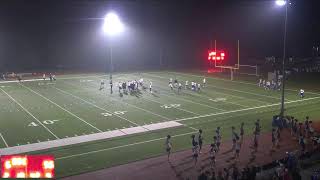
0 71 320 178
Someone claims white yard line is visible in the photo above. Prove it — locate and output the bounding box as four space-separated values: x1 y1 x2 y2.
143 73 271 105
0 88 59 139
175 96 320 122
0 133 9 148
55 130 197 160
53 87 143 128
19 84 103 133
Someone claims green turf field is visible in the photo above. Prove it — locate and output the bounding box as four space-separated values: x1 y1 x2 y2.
0 71 319 178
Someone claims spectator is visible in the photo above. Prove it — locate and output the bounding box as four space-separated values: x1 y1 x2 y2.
240 122 245 146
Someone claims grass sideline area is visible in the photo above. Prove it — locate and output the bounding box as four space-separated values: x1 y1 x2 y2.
0 71 319 178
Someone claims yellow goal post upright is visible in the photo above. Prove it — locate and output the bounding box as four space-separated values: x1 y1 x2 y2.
213 40 258 80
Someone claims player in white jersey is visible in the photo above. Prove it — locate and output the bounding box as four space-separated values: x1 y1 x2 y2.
185 80 189 89
197 83 201 91
258 78 262 87
99 79 105 90
169 83 173 90
178 83 182 93
203 78 206 87
169 78 173 85
118 82 122 93
43 73 46 80
300 89 305 98
139 78 144 86
266 81 270 90
262 80 266 88
149 81 152 93
191 82 195 91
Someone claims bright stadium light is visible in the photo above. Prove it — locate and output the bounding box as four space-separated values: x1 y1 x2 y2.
102 11 125 88
275 0 286 6
103 12 124 36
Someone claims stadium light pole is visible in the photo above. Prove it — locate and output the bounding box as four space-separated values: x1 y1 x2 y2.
275 0 289 118
103 12 124 81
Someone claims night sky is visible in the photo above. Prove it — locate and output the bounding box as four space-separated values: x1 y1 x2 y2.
0 0 319 72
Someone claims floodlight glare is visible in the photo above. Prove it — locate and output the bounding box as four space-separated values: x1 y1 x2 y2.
103 12 124 35
275 0 286 6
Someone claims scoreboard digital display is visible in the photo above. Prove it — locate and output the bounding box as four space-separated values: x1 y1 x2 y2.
1 155 54 178
208 50 225 61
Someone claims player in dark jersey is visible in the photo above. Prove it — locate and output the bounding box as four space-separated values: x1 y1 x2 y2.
198 129 203 153
165 135 172 161
209 143 216 168
191 134 197 153
192 142 199 166
240 122 244 146
109 79 113 94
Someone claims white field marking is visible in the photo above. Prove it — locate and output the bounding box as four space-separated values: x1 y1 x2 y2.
175 96 320 122
0 133 9 148
0 75 107 84
53 87 141 128
145 72 285 102
19 84 103 133
143 73 268 106
62 79 171 121
0 88 59 139
55 130 197 160
142 96 200 116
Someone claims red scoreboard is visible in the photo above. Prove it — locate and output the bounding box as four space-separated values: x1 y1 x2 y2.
208 50 225 61
1 155 54 178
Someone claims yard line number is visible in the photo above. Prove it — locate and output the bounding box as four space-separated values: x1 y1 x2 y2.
209 98 226 102
161 104 181 109
101 111 127 117
28 120 60 127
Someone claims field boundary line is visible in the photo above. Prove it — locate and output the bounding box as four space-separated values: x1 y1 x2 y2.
0 87 59 139
55 130 197 160
0 133 9 148
19 84 103 133
53 87 143 128
175 96 320 122
0 75 107 84
143 73 272 105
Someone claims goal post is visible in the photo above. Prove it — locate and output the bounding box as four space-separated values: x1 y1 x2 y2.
233 64 259 77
